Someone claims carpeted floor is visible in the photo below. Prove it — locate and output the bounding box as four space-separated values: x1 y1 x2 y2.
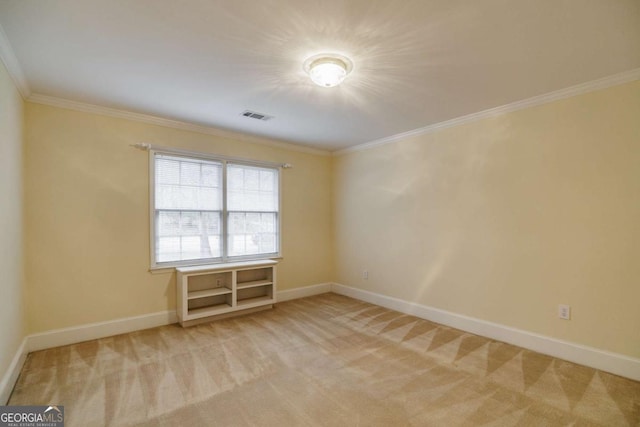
9 293 640 426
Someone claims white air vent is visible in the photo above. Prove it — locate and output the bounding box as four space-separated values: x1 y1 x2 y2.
241 110 274 121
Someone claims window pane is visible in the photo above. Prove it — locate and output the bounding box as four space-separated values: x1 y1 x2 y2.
260 170 275 191
227 212 278 257
180 161 201 185
155 154 222 210
259 193 276 211
246 212 261 233
181 236 201 259
231 235 246 255
228 167 244 190
180 212 200 235
262 213 275 232
226 164 279 258
202 165 220 187
227 164 278 212
156 211 222 262
260 233 276 253
199 187 219 210
157 237 180 263
156 159 180 184
203 212 220 234
157 211 180 235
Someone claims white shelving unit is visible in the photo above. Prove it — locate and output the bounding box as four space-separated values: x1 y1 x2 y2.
176 260 277 326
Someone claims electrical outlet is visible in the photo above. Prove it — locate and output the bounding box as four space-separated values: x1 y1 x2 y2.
216 278 223 287
558 304 571 320
362 270 368 280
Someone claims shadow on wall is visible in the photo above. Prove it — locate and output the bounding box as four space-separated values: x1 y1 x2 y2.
359 116 511 305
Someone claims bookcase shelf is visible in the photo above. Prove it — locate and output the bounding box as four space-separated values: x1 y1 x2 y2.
188 303 232 317
236 279 272 290
188 287 232 299
176 260 277 326
237 295 273 307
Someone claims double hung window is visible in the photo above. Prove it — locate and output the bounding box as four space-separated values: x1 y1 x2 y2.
151 152 279 267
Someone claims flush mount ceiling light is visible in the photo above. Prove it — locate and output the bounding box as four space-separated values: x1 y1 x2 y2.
303 53 353 88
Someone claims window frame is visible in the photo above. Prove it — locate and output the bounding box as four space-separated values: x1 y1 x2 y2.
149 148 282 269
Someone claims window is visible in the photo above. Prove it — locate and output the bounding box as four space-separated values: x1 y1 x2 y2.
151 152 279 267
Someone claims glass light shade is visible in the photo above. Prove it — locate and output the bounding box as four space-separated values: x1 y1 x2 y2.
309 60 347 87
304 54 353 88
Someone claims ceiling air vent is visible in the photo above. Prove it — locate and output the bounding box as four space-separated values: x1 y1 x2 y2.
241 110 274 121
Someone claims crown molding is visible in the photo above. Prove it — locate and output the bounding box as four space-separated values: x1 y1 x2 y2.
334 68 640 156
27 94 331 157
0 23 31 98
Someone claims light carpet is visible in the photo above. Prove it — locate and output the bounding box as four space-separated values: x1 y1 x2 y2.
9 293 640 426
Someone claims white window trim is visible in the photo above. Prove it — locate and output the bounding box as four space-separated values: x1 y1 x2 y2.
149 148 283 270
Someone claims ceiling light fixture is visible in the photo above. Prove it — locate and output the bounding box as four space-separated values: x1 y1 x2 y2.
303 53 353 88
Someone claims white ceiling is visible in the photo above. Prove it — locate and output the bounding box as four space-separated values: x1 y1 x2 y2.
1 0 639 151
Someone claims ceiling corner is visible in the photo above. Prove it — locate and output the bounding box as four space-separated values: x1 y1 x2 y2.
0 23 31 99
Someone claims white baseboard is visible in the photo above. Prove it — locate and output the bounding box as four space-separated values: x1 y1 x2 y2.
277 282 332 302
23 282 333 353
0 337 28 404
28 310 178 353
331 283 640 381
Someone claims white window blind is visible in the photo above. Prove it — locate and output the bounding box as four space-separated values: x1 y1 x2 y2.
152 152 280 267
227 164 279 257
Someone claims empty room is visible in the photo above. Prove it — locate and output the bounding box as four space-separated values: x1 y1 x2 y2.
1 1 639 425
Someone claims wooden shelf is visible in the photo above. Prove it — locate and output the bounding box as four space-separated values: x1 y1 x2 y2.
237 295 273 307
237 279 272 290
188 287 232 299
188 303 232 317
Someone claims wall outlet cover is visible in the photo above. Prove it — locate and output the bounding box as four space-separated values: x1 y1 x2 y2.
558 304 571 320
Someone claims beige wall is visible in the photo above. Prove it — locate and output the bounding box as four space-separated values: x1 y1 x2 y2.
24 103 333 334
333 81 640 358
0 62 25 382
